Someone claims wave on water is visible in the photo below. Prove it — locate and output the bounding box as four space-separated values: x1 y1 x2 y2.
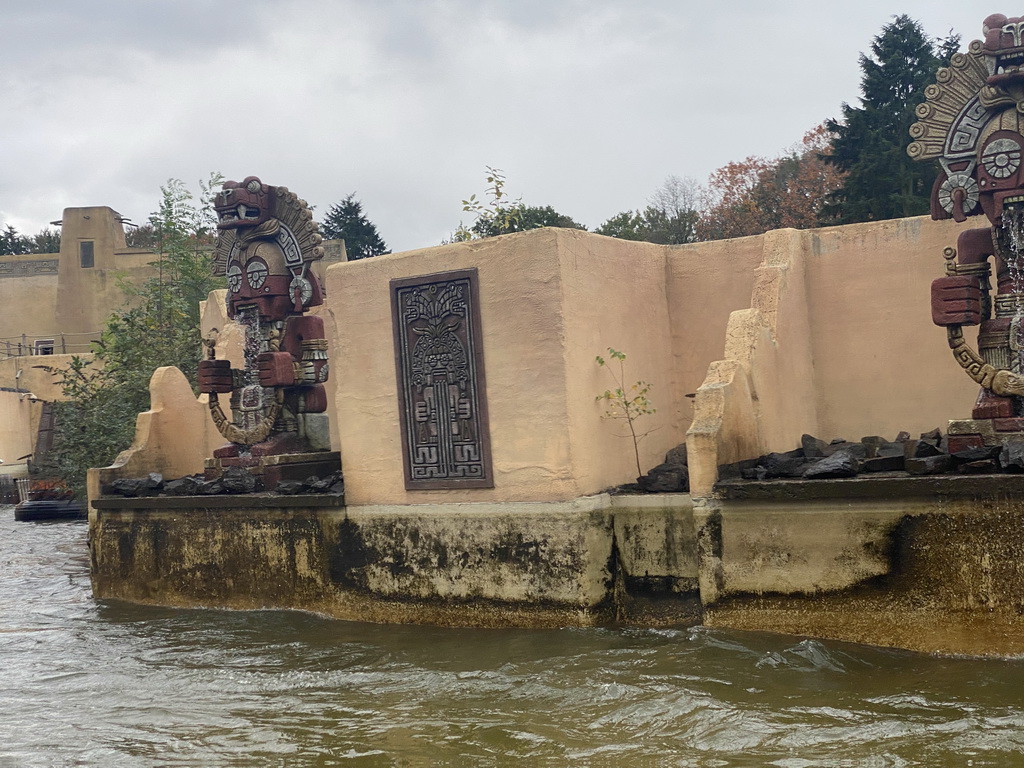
2 509 1024 766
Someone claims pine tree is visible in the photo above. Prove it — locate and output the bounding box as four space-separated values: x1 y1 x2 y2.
320 194 389 260
0 224 33 255
825 16 959 223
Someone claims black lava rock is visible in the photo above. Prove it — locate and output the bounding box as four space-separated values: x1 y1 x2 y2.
107 472 163 497
1001 439 1024 473
905 455 952 475
220 467 258 494
801 434 830 458
803 450 859 479
664 443 688 467
638 462 689 492
760 452 813 479
162 475 205 496
861 454 905 472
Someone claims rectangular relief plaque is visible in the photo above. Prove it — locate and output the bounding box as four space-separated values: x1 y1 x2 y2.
391 268 494 489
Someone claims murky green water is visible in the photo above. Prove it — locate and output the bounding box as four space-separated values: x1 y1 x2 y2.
2 507 1024 766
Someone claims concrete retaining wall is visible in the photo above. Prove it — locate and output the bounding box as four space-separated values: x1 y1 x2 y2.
89 493 700 629
697 476 1024 656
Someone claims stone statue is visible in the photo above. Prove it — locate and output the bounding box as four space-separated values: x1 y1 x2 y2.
198 176 332 466
915 15 1024 421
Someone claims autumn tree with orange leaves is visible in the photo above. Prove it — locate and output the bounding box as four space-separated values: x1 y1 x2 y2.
696 124 846 240
596 124 846 245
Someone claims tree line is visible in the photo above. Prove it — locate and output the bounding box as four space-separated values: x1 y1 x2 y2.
446 15 960 246
0 224 61 255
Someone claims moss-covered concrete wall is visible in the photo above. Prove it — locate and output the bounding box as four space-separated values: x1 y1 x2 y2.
89 494 699 628
696 476 1024 656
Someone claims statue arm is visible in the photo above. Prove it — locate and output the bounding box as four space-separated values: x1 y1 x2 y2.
257 315 328 387
931 227 993 327
198 359 235 393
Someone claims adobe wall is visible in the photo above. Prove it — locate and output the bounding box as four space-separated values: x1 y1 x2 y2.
0 267 60 353
805 217 978 438
325 229 761 506
666 235 765 409
180 218 978 505
95 215 983 506
686 215 976 496
0 391 41 471
0 354 83 475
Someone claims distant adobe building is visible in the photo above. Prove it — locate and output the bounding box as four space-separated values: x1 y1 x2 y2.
0 205 347 479
0 207 160 478
0 206 158 360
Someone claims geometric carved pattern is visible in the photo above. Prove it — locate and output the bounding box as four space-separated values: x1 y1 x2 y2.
908 45 991 162
391 268 493 489
0 259 59 278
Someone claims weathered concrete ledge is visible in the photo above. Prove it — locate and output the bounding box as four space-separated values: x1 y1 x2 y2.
90 475 1024 655
696 484 1024 657
91 493 345 509
715 473 1024 500
89 493 700 629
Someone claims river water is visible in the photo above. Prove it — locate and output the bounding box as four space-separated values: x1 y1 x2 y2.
3 508 1024 767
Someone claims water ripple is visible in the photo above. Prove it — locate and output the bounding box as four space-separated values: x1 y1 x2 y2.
3 507 1024 766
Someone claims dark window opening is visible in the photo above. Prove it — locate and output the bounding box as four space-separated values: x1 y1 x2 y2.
34 339 54 355
80 241 94 268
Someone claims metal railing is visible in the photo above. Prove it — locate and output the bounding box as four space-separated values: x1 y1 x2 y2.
0 331 100 359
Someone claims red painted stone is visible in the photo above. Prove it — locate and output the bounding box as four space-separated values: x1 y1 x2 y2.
993 417 1024 432
931 275 982 327
948 434 985 453
973 392 1014 419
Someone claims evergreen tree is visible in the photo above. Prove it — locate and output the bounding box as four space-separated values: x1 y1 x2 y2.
31 227 61 254
320 194 390 260
0 225 62 254
0 224 33 255
825 16 958 223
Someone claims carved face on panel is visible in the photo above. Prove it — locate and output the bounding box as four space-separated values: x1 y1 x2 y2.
214 176 274 230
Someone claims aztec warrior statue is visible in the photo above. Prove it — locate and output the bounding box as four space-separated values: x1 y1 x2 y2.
198 176 330 460
922 14 1024 421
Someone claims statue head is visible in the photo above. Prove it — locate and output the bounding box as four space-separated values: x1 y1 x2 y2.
910 17 1024 225
214 176 275 230
983 14 1024 88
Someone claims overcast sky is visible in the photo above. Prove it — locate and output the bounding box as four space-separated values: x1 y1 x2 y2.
0 1 1006 253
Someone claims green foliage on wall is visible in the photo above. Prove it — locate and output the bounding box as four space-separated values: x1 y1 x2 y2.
42 175 225 498
595 348 656 478
452 167 586 242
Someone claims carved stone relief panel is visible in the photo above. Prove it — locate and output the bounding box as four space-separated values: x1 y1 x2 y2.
391 268 493 489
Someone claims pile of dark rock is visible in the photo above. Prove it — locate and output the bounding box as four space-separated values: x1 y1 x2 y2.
103 468 345 498
609 443 690 494
720 429 1024 481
